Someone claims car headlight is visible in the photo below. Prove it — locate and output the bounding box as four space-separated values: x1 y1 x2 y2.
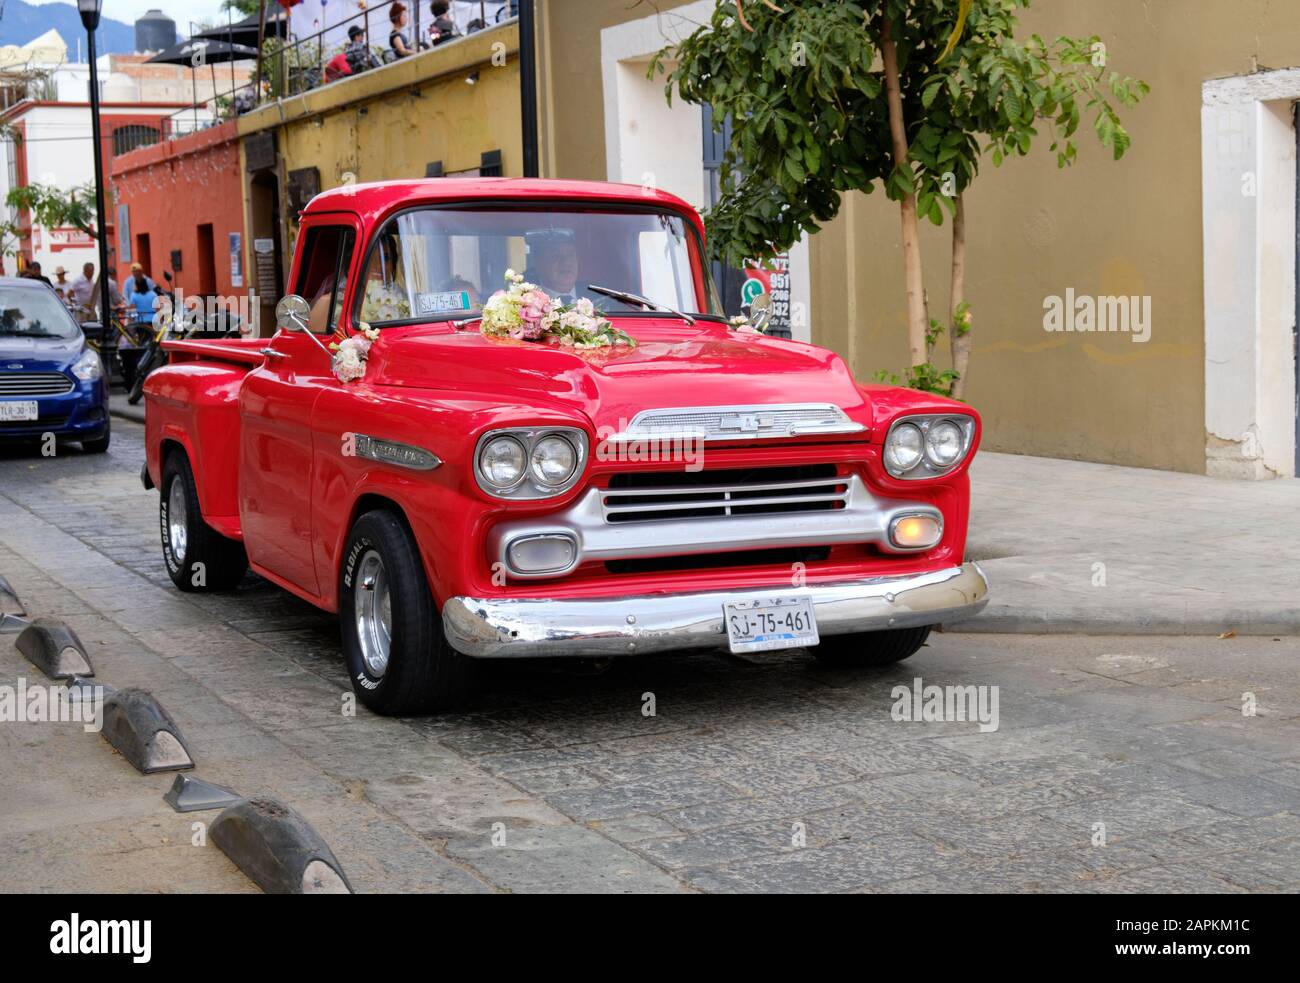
531 434 578 486
925 420 965 468
475 427 588 499
71 348 102 382
883 415 975 478
884 422 924 474
479 436 528 489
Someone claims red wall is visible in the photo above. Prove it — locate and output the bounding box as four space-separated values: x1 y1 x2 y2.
111 120 245 300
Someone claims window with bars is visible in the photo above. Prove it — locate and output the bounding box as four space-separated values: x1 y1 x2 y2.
112 125 161 157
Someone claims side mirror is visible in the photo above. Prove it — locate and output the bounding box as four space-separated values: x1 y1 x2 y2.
276 295 311 334
746 292 773 333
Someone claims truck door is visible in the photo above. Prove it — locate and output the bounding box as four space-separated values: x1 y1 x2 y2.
239 216 359 598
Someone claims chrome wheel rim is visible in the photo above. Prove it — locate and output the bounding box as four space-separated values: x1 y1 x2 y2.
354 550 391 678
167 479 188 563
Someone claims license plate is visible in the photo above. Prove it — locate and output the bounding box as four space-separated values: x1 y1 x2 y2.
723 595 819 653
0 401 38 422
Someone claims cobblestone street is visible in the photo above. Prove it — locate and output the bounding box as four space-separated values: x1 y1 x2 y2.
2 421 1299 893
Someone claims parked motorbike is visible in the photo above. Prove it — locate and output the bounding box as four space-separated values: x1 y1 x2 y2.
127 274 243 404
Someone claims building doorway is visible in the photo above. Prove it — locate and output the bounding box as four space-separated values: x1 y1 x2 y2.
249 171 284 339
196 223 216 297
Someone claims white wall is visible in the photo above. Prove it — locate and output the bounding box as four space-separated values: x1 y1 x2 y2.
7 104 192 277
599 0 813 342
1202 70 1299 478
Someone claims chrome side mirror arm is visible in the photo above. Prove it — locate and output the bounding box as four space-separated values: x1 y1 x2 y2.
275 295 335 359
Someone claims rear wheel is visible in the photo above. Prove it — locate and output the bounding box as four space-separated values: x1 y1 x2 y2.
160 450 248 591
811 625 932 668
340 510 472 715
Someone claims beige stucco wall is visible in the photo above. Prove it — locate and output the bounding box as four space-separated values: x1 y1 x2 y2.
540 0 1300 474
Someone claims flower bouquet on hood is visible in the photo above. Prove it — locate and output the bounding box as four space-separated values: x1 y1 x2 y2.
481 271 636 349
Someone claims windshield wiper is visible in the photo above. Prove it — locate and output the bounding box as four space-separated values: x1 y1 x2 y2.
588 284 695 325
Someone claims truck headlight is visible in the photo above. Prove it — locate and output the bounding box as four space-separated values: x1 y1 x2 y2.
883 415 975 478
884 422 924 474
531 434 578 486
475 427 588 499
479 436 527 489
71 348 102 383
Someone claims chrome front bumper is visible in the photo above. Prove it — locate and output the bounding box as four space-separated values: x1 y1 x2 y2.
442 563 989 658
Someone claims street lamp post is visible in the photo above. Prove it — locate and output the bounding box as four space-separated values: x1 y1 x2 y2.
78 0 114 368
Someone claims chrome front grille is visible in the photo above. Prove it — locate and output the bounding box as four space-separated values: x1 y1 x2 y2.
602 465 848 524
0 372 74 396
611 403 865 442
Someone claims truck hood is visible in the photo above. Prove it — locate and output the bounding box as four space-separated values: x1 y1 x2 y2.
368 321 872 436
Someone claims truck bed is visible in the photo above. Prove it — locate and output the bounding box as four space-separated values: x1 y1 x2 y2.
163 337 266 367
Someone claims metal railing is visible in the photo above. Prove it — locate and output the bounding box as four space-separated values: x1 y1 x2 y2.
158 1 516 139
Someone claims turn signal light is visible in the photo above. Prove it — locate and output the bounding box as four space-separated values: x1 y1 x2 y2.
890 514 942 550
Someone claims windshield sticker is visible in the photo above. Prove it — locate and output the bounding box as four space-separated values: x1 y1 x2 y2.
415 291 472 316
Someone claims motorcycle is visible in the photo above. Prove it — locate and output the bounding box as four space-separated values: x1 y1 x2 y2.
127 274 243 404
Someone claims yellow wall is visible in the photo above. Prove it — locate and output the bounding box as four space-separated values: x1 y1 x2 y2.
236 23 523 333
538 0 1300 473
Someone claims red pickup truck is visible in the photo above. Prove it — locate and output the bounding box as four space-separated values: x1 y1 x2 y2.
143 178 988 714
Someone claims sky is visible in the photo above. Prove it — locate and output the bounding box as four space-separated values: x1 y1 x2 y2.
27 0 234 31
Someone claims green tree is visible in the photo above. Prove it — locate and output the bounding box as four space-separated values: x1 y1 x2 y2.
3 183 100 245
653 0 1148 397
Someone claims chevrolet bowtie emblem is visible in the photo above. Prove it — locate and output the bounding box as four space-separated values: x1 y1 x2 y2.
720 413 777 433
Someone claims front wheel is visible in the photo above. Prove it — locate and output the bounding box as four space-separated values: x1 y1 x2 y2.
811 625 932 668
339 510 472 715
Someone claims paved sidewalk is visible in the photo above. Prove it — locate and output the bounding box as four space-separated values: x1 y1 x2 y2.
108 393 145 426
964 452 1300 636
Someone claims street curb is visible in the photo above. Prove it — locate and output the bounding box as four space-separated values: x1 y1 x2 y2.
108 396 145 425
949 606 1300 637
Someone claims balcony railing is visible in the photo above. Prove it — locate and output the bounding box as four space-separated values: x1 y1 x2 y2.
161 1 517 137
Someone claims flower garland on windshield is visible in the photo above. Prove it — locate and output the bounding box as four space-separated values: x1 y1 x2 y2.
481 271 637 349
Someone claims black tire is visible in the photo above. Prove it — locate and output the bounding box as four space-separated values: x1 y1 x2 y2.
339 510 472 715
128 345 161 404
811 625 932 668
160 450 248 592
81 423 111 454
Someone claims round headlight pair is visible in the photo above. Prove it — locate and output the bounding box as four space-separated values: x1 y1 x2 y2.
478 432 579 491
884 417 970 477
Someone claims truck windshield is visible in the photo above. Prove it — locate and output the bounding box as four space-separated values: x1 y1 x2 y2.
0 284 80 340
354 205 723 328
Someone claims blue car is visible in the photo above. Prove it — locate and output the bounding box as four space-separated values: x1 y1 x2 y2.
0 277 110 453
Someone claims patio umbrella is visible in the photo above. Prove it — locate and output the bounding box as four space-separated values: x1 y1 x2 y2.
193 10 288 47
146 40 260 131
145 39 260 66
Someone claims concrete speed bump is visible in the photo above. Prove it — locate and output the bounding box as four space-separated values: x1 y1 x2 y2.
164 774 242 814
0 576 26 631
0 614 28 635
15 619 93 680
210 798 353 895
0 575 23 613
100 688 194 774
